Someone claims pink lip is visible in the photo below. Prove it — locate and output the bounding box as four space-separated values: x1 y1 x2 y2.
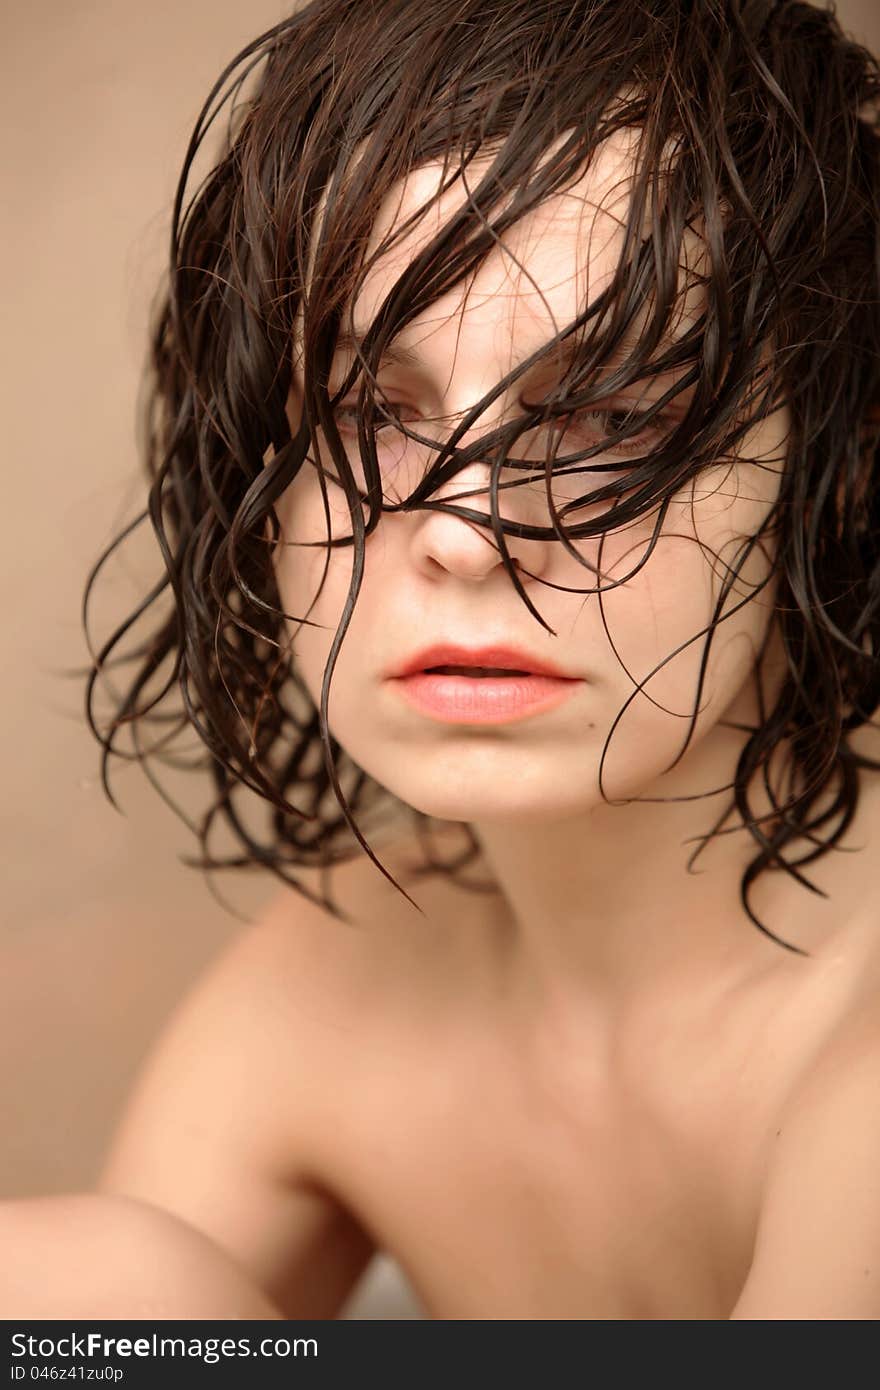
390 644 573 680
387 644 581 726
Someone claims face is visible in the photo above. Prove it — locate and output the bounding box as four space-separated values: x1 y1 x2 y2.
272 130 789 824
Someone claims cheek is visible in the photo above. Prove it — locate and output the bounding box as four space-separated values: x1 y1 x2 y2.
585 467 778 715
269 475 358 702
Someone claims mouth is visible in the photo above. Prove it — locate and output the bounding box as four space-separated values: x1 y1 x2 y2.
388 648 582 725
423 665 530 677
391 643 575 681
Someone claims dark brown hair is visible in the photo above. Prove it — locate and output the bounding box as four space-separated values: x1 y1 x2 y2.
84 0 880 949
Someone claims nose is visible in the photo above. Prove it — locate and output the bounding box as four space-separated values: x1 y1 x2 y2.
408 452 551 584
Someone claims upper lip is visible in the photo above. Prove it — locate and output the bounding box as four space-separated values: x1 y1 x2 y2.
390 643 576 679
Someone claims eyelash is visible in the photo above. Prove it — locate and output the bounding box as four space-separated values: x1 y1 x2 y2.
332 401 676 459
547 406 675 458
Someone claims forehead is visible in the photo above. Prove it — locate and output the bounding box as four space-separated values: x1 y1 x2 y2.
296 125 707 372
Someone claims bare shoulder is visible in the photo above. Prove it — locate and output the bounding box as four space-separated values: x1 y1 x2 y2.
732 954 880 1317
785 923 880 1101
91 823 503 1317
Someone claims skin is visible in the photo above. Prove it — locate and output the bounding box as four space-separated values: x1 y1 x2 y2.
80 133 880 1318
0 1193 282 1318
275 130 801 991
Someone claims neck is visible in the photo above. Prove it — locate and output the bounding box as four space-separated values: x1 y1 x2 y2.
470 711 846 1021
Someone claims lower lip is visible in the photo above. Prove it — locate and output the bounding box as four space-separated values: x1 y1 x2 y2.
391 672 581 724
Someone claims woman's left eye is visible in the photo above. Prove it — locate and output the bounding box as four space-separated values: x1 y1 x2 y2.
555 404 675 456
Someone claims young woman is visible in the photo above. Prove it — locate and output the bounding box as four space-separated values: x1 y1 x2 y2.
44 0 880 1319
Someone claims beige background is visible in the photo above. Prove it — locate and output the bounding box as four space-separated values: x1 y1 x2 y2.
2 0 878 1319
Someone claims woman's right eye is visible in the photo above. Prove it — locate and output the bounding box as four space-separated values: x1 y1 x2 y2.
333 401 410 434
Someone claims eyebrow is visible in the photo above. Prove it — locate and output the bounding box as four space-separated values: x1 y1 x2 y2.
332 329 425 372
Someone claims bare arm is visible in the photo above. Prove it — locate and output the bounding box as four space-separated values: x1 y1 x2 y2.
0 1192 283 1319
94 888 376 1319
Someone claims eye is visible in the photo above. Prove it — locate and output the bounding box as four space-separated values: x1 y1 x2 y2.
332 400 413 435
331 397 679 463
549 403 678 458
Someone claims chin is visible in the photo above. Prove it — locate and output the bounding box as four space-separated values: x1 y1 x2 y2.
368 772 607 826
338 721 699 822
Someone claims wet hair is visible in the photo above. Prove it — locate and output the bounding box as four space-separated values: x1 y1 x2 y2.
84 0 880 950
